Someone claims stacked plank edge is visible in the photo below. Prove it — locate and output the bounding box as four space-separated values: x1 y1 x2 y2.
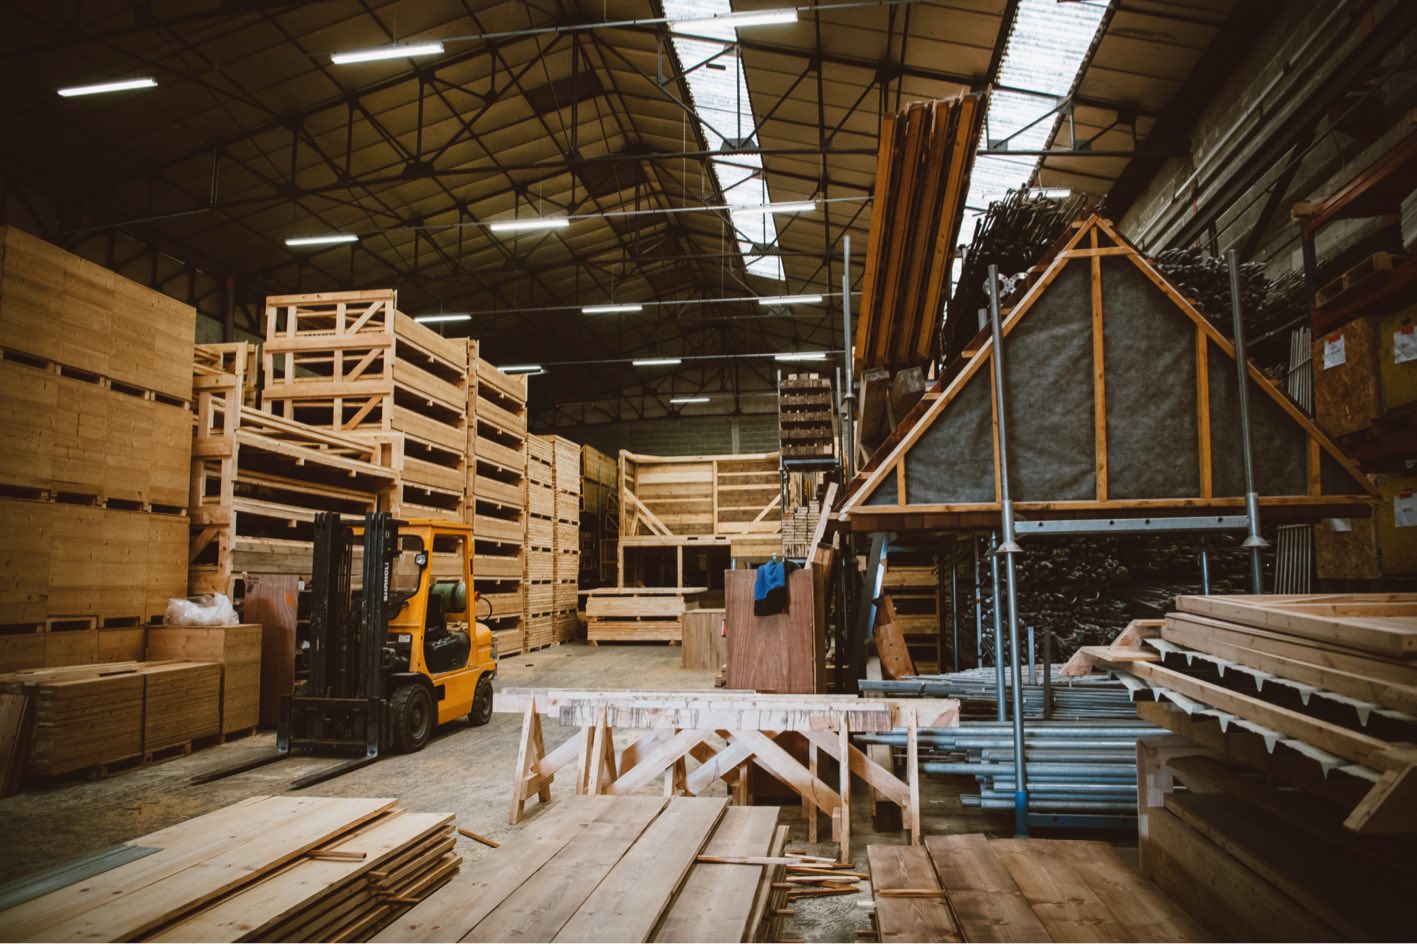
0 795 459 943
467 340 529 656
523 435 555 652
550 435 581 642
145 622 261 737
853 92 984 373
579 443 618 585
0 226 192 632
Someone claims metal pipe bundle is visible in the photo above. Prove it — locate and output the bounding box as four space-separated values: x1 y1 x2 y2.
858 664 1137 719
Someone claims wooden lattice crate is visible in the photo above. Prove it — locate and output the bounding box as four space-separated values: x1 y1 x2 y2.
551 436 581 493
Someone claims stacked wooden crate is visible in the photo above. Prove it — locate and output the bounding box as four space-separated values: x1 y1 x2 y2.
580 444 618 585
522 436 556 651
261 290 469 523
0 226 192 633
777 373 835 460
467 341 529 655
0 660 220 778
145 623 261 739
551 436 581 641
188 342 398 596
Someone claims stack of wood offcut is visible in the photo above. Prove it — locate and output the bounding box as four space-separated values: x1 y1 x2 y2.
550 435 581 642
467 340 529 655
0 660 220 782
145 622 261 739
0 796 458 943
0 226 192 632
522 435 556 652
853 92 985 373
375 796 785 943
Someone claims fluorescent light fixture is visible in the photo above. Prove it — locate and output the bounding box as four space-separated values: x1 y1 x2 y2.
758 294 823 306
677 9 798 30
671 397 710 404
582 303 643 315
1032 188 1072 199
331 41 444 65
285 233 359 247
57 77 157 97
775 352 829 362
414 313 471 324
768 201 817 214
633 358 682 367
488 217 570 234
500 364 542 374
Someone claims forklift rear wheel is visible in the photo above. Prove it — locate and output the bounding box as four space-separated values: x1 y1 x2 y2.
391 683 433 753
469 675 493 727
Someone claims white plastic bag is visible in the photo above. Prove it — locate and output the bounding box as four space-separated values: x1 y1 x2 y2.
164 593 239 626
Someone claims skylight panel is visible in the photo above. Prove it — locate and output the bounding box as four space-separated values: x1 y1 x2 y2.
665 0 786 281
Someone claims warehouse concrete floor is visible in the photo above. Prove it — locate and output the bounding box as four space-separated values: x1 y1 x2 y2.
0 643 1085 942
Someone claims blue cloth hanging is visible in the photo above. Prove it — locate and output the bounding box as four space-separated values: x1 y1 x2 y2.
753 559 796 616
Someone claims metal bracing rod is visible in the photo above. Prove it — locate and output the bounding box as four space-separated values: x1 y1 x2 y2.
989 531 1006 722
950 541 960 673
1227 249 1268 593
973 534 984 672
842 234 856 480
988 263 1028 837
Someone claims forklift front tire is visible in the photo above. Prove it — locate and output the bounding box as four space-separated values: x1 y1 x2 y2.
470 674 494 727
390 683 434 753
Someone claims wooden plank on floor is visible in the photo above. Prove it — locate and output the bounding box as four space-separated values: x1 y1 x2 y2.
990 839 1131 943
1050 840 1208 942
554 797 727 943
923 834 1048 942
867 845 960 943
652 806 780 943
0 796 396 942
463 796 667 943
373 795 622 943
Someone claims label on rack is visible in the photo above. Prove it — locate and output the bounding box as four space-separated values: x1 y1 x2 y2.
1396 490 1417 529
1322 333 1345 369
1394 323 1417 365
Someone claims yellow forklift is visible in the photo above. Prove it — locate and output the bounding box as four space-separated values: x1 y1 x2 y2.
196 512 497 789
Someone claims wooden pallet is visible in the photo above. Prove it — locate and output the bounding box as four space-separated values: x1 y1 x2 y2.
585 587 703 644
1316 251 1411 308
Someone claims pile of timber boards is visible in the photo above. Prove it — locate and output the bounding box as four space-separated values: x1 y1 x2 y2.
777 373 835 460
375 795 783 943
0 226 193 630
550 436 581 642
853 92 984 373
1069 593 1417 834
584 587 704 644
188 343 397 596
867 833 1205 942
0 660 220 780
467 340 529 655
262 290 469 523
523 435 556 651
1137 736 1417 941
0 795 458 942
145 623 261 738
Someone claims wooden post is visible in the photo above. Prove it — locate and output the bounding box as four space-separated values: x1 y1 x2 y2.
588 708 614 794
806 742 819 843
573 723 594 795
733 762 750 805
510 696 542 824
906 705 920 844
838 719 851 862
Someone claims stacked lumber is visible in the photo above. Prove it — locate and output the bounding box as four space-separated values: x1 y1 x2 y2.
262 291 468 523
466 340 528 655
866 833 1205 942
145 623 261 737
853 92 984 373
0 227 193 630
522 435 556 652
0 623 147 674
1137 738 1417 942
580 444 618 585
551 435 581 642
777 373 835 460
1071 593 1417 837
0 660 220 778
585 588 703 644
376 796 783 943
0 795 459 942
188 345 398 596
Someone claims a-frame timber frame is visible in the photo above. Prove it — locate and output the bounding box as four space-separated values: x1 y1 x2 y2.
839 215 1376 533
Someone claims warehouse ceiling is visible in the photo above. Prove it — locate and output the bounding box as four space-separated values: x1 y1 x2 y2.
0 0 1245 426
